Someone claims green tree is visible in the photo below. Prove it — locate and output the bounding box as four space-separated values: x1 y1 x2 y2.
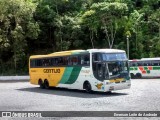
82 2 128 48
124 10 144 58
0 0 39 74
34 0 90 51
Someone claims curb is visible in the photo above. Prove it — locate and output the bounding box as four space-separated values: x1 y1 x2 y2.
0 76 30 82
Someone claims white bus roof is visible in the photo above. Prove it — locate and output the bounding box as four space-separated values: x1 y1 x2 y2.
87 49 125 53
141 58 160 60
30 49 126 59
130 57 160 61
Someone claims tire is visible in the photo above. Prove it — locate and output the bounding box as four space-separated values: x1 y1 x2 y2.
136 73 142 79
38 79 44 89
84 82 92 93
44 80 50 89
130 73 135 79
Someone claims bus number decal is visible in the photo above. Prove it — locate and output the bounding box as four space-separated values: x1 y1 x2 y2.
43 69 60 73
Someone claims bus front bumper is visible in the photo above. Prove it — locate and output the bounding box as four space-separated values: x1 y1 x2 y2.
104 81 131 92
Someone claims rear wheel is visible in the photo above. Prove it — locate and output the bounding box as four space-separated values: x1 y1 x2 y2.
44 80 50 89
38 79 44 89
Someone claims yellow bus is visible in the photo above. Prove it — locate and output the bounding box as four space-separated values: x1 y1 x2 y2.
29 49 131 92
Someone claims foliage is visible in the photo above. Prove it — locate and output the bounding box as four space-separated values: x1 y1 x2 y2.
0 0 160 75
82 2 128 48
0 0 39 75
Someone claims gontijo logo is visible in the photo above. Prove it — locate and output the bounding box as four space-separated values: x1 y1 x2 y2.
43 69 60 73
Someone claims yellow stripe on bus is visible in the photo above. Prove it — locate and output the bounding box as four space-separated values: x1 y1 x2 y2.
109 78 124 83
30 67 66 86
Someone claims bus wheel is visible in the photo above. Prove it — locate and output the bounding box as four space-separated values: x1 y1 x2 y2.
38 79 44 89
84 81 92 93
130 73 135 79
136 73 142 79
44 80 50 89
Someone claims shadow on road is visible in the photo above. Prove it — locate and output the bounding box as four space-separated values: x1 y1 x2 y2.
17 87 128 98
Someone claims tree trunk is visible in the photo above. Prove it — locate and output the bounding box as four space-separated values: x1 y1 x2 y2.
90 30 94 48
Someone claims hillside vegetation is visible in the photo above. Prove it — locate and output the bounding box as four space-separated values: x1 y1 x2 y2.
0 0 159 75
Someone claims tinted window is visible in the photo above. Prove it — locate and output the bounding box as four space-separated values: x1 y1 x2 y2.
130 61 137 66
92 53 102 62
51 58 58 66
30 60 36 67
143 61 150 66
63 56 70 65
42 59 51 66
137 61 143 66
70 56 79 65
151 60 160 66
36 59 43 67
102 53 127 61
30 54 90 67
81 54 90 66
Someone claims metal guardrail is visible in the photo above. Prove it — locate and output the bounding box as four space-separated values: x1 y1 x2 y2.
0 76 30 82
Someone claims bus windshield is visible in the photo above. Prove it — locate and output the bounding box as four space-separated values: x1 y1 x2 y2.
102 53 127 61
108 61 129 79
92 53 129 80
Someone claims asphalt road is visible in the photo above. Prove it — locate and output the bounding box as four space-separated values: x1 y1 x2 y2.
0 79 160 119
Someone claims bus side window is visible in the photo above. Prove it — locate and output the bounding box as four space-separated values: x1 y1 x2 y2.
81 54 90 66
129 62 133 67
51 58 58 66
43 59 51 66
132 62 137 66
30 59 35 67
57 57 64 65
36 59 43 67
143 62 147 66
137 62 143 66
71 56 78 65
143 61 150 66
68 57 72 65
63 56 70 65
81 56 84 65
152 61 160 66
92 53 101 62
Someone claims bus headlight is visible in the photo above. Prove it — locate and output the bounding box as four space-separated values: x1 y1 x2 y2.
106 82 110 84
109 86 114 90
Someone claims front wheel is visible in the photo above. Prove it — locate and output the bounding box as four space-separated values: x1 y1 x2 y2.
130 73 135 79
84 82 92 93
136 73 142 79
